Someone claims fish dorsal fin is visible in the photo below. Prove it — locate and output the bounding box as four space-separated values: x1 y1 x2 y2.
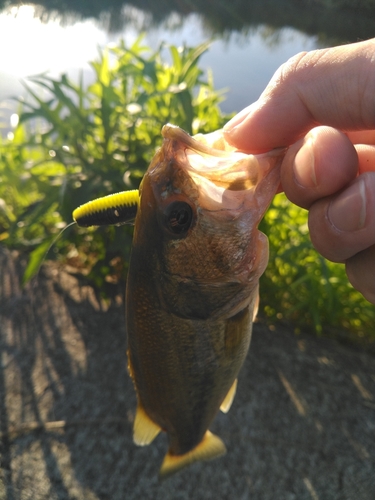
133 403 161 446
220 379 238 413
159 430 226 479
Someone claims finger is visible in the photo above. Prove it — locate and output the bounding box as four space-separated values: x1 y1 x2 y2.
355 144 375 174
224 39 375 152
308 172 375 262
346 245 375 304
281 126 358 209
347 130 375 145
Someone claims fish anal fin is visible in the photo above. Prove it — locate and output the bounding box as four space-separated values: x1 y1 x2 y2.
220 378 238 413
159 430 226 479
133 403 161 446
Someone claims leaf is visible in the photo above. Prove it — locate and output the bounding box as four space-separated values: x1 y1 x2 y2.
176 90 194 134
170 46 182 74
22 237 55 284
180 41 211 81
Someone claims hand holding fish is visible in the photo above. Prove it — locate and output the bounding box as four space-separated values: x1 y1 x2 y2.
224 38 375 304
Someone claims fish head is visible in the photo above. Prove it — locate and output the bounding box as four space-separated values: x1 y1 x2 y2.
134 124 285 318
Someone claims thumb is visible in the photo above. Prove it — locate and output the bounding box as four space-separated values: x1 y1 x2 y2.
223 39 375 153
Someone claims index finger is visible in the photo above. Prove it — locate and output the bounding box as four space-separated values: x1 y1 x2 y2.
223 39 375 153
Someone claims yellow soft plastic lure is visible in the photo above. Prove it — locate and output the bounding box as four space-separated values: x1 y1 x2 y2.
72 189 140 227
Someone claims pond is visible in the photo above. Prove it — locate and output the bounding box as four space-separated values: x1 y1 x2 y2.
1 0 375 132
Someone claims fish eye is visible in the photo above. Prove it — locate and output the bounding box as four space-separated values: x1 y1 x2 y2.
164 201 194 236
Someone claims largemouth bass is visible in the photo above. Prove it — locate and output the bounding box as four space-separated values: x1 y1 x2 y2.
125 124 284 478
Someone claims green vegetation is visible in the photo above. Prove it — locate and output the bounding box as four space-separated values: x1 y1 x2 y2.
259 196 375 341
0 37 225 288
0 38 374 343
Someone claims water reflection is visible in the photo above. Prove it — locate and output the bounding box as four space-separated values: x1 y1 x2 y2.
1 0 375 42
0 5 318 126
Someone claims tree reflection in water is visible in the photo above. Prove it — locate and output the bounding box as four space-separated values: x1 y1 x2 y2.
0 0 375 43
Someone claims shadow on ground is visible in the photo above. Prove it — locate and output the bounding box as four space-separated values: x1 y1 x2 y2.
0 246 374 500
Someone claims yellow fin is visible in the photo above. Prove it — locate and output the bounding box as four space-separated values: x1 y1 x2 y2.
253 289 259 321
220 379 238 413
159 430 226 479
133 403 161 446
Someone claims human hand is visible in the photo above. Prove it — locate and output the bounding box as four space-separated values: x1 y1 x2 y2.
223 39 375 304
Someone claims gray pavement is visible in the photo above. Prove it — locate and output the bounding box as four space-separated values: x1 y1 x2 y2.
0 246 374 499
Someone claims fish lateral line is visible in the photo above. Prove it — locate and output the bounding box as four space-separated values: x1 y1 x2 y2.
72 189 140 227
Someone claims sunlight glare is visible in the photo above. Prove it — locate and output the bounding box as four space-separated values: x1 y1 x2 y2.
10 113 19 128
0 5 105 76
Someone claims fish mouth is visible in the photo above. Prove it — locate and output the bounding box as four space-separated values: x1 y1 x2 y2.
162 124 285 213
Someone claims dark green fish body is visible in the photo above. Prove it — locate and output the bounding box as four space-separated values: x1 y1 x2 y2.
126 125 284 476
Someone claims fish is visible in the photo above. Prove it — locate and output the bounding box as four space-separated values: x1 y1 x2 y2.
125 123 285 478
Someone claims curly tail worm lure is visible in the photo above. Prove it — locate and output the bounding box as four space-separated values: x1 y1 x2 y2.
72 189 140 227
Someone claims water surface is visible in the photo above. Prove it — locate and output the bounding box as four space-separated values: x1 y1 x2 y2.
0 4 322 131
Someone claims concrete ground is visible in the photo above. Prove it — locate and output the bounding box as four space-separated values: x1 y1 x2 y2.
0 246 374 500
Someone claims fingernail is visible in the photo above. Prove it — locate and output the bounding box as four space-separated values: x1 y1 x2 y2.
293 138 317 188
328 178 367 232
224 102 257 131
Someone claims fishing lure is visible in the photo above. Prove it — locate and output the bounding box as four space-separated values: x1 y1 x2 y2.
72 190 140 227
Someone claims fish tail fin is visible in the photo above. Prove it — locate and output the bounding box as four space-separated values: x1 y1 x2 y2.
159 430 226 479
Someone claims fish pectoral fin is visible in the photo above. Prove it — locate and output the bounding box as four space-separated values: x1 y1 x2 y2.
253 288 260 322
220 379 238 413
159 430 226 479
133 403 162 446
